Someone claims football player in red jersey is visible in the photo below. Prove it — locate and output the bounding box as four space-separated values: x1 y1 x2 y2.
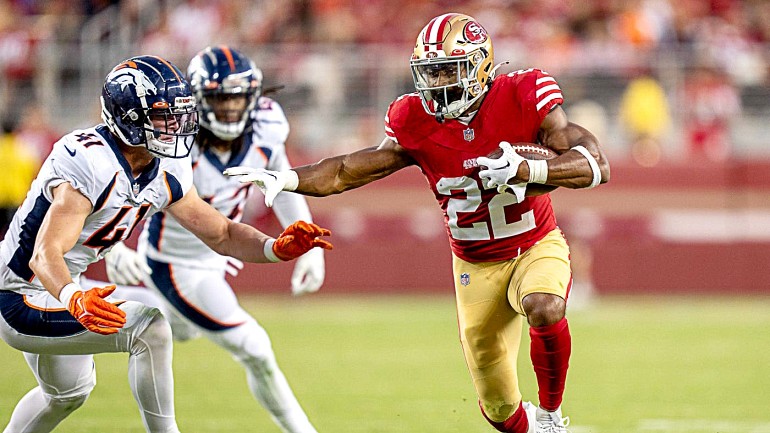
225 12 610 433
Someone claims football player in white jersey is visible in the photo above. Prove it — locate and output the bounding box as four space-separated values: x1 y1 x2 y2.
103 46 324 433
0 55 332 433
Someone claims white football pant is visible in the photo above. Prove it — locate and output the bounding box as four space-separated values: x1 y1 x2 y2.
0 293 179 433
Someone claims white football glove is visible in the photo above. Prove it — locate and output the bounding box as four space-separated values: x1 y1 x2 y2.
225 257 244 277
104 241 151 286
476 141 528 203
223 166 298 208
291 247 325 296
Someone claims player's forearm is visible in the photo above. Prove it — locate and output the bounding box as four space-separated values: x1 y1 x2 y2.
29 246 75 300
529 144 610 189
209 221 275 263
293 155 361 196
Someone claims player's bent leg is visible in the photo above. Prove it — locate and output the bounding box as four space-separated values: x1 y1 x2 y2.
3 353 95 433
512 229 573 430
207 319 318 433
0 294 181 433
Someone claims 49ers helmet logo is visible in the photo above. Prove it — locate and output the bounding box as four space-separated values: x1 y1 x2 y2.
463 22 488 43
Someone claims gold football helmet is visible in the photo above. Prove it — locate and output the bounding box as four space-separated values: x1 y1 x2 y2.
410 13 495 122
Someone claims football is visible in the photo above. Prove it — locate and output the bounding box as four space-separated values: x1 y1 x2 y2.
486 142 558 160
484 142 559 196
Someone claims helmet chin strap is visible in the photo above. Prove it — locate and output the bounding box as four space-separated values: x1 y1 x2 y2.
434 101 445 123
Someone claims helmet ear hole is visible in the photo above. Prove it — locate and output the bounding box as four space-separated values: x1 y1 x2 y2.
123 109 141 123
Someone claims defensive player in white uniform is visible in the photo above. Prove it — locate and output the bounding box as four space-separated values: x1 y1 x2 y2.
0 55 332 433
104 46 324 433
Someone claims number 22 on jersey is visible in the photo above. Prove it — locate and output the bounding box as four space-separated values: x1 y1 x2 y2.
437 177 535 241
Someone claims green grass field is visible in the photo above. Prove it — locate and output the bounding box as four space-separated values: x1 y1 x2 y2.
1 294 769 433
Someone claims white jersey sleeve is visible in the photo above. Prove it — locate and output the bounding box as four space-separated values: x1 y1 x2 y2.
43 135 100 205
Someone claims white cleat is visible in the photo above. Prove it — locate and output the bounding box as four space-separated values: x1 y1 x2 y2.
534 406 570 433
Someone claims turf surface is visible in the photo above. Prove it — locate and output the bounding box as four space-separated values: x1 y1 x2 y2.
1 294 769 432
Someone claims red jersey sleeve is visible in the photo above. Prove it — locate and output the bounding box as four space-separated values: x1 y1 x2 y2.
384 93 423 145
511 69 564 124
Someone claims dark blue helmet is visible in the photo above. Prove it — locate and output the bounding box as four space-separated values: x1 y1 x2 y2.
187 46 262 140
100 55 199 158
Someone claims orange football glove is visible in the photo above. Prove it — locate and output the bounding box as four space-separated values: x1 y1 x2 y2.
272 221 333 261
61 284 126 335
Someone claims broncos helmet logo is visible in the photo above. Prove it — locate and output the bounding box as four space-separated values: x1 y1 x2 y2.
107 66 158 96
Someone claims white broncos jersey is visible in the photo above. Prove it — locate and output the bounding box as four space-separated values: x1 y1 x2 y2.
141 97 312 269
0 125 193 294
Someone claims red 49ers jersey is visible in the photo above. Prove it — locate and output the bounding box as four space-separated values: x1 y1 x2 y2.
385 69 563 262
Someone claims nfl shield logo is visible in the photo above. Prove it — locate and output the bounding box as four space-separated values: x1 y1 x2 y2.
463 128 475 142
460 273 470 286
132 182 140 195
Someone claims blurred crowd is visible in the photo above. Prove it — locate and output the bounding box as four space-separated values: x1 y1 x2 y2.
1 0 769 232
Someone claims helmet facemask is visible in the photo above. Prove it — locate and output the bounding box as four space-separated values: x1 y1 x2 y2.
143 100 199 158
411 50 488 122
199 74 259 141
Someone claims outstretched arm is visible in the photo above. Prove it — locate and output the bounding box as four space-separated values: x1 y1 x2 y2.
225 138 416 206
167 186 332 262
294 138 415 196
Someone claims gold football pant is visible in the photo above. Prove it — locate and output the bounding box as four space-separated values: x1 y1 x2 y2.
453 228 572 422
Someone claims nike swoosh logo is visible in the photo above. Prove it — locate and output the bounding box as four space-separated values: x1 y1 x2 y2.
263 172 277 180
64 145 76 157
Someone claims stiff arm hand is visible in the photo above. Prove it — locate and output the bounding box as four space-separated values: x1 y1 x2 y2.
223 167 298 207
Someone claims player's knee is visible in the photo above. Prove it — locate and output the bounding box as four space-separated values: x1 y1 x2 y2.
233 322 274 365
133 314 173 354
522 293 565 327
45 391 90 415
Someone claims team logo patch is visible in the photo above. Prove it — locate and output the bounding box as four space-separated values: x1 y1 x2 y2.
460 273 470 286
463 128 475 142
464 22 488 43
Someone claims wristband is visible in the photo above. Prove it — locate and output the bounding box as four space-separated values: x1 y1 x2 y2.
571 145 602 188
58 282 83 308
284 170 299 192
263 239 281 263
526 159 548 184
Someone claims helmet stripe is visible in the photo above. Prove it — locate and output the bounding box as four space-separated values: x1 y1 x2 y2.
219 45 237 72
424 13 456 50
149 55 183 82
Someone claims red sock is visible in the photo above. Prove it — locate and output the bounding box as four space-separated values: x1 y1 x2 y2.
480 401 529 433
529 317 571 411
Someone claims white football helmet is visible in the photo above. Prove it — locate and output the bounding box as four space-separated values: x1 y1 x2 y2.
410 13 495 122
